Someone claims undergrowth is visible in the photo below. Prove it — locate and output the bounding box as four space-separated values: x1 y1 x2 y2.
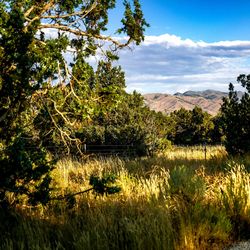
1 146 250 250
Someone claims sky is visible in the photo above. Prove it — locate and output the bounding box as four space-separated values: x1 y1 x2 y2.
106 0 250 94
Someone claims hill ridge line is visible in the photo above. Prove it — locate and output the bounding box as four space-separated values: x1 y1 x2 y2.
143 89 233 115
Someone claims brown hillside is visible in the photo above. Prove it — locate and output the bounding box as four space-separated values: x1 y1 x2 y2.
143 90 230 115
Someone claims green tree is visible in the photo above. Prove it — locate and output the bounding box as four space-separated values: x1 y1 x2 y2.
221 77 250 155
190 106 214 144
75 90 172 156
169 107 214 145
210 113 226 144
0 0 148 205
168 108 192 145
34 60 127 154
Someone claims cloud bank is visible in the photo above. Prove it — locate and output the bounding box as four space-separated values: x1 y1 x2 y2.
41 29 250 94
117 34 250 94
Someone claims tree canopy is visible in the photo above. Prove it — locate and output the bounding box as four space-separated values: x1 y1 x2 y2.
0 0 149 138
0 0 149 206
168 107 214 145
221 76 250 155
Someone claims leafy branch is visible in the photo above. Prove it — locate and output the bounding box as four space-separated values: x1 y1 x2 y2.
51 174 121 207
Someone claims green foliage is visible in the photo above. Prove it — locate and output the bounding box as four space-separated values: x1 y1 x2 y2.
118 0 149 45
168 106 214 145
156 137 172 152
210 113 226 144
34 63 145 155
168 165 206 203
0 4 37 142
221 76 250 155
0 133 54 206
36 68 171 156
89 174 121 196
0 0 148 206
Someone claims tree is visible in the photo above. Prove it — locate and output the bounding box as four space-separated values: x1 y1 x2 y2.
75 89 172 156
210 113 226 144
190 106 214 144
34 59 127 154
168 107 214 145
0 0 148 206
168 108 192 145
221 76 250 155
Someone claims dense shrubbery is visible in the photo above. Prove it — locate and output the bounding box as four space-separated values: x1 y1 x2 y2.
33 63 172 156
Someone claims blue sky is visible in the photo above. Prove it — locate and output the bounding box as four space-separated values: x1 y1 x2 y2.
106 0 250 93
143 0 250 41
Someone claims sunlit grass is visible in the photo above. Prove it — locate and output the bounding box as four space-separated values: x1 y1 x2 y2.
1 146 250 250
164 145 226 160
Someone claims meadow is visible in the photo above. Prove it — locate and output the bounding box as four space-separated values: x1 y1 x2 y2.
1 146 250 250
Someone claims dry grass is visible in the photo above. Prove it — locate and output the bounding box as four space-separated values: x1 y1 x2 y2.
1 146 250 250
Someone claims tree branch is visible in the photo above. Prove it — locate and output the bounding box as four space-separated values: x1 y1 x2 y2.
51 99 76 127
51 187 94 201
24 1 56 31
42 2 97 20
39 23 132 48
24 6 35 18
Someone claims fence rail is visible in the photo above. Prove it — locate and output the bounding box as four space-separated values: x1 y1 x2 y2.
82 144 136 156
1 142 219 158
0 144 136 155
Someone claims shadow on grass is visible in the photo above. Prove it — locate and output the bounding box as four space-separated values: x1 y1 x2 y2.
0 196 233 250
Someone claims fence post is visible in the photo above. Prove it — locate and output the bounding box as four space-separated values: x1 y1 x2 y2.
204 142 207 163
83 144 87 154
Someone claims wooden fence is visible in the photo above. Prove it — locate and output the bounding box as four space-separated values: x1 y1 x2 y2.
82 144 136 156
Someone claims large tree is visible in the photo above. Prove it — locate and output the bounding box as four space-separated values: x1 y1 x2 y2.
221 76 250 155
0 0 148 205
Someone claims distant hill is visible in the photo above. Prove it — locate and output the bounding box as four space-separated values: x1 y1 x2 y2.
143 89 243 116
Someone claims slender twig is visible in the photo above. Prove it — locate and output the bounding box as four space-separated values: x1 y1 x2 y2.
51 187 94 201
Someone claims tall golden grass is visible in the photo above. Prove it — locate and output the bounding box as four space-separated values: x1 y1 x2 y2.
1 146 250 250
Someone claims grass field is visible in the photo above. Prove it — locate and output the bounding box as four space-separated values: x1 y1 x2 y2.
1 146 250 250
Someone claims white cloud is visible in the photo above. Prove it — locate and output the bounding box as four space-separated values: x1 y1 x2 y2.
142 34 250 50
116 33 250 94
40 29 250 94
143 34 197 47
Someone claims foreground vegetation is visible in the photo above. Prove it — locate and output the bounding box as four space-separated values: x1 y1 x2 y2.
1 146 250 250
1 0 250 210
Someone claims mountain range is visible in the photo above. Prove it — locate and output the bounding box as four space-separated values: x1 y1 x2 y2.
143 89 243 116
